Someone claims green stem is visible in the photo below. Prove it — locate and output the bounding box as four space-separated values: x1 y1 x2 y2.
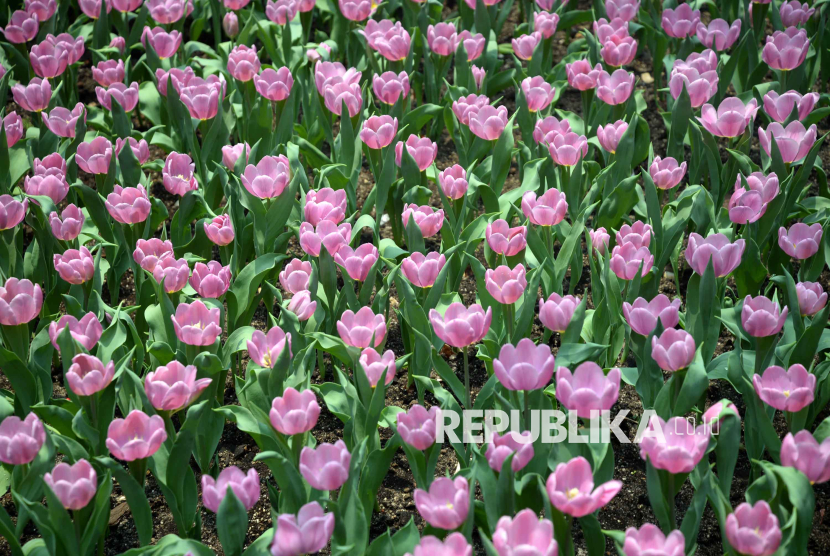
463 348 471 409
505 303 514 342
523 390 530 432
73 511 83 547
128 457 148 489
185 343 201 366
666 472 677 530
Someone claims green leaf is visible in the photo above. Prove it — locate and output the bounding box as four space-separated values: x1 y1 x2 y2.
217 488 248 556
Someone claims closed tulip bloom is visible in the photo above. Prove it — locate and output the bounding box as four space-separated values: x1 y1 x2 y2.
493 511 558 556
590 227 610 254
0 196 28 231
270 387 320 435
797 281 827 316
763 90 819 123
363 20 400 49
623 524 685 556
780 430 830 483
324 81 363 117
778 222 823 259
80 0 112 15
758 121 817 163
753 364 815 412
472 65 485 90
223 11 239 37
0 278 43 325
337 307 386 348
335 243 378 282
40 103 83 138
405 534 471 556
396 405 440 450
610 242 653 279
594 17 630 42
649 156 686 189
696 19 741 51
147 0 192 23
521 76 555 112
534 116 571 146
674 47 718 74
114 137 150 165
486 219 527 256
616 221 652 248
763 28 810 71
46 33 85 64
469 105 509 141
742 295 788 337
651 328 696 372
493 338 555 391
12 77 51 112
29 40 69 79
547 456 622 517
66 353 114 396
339 0 371 20
539 293 578 333
605 0 640 21
271 502 334 556
669 66 718 107
438 165 468 200
76 136 112 174
454 31 486 61
430 303 491 348
485 431 534 473
203 214 234 246
241 155 291 199
247 326 292 368
287 290 316 321
189 261 231 298
451 94 490 126
374 27 410 62
112 0 143 11
44 459 97 511
25 0 57 20
359 347 396 387
54 246 94 284
172 300 222 346
155 66 195 96
106 410 166 461
566 59 602 91
300 440 351 490
360 115 398 149
2 11 38 43
623 295 681 336
400 252 446 289
299 220 351 256
24 174 68 204
96 82 139 112
702 400 740 433
556 364 621 419
266 0 297 24
414 477 469 530
279 259 312 294
141 26 182 59
427 22 456 56
145 361 211 411
600 35 638 67
305 188 346 227
105 185 151 224
49 313 102 351
202 467 260 512
314 61 361 96
221 143 250 170
548 132 589 166
486 264 527 305
110 36 126 53
32 153 66 178
780 0 815 26
402 204 444 237
698 97 759 138
725 501 782 556
180 82 221 120
639 415 709 473
4 112 23 147
534 11 560 38
597 69 635 105
597 119 628 153
661 4 700 38
372 71 409 106
512 32 542 60
0 413 45 465
254 67 293 101
227 45 260 82
685 233 746 277
729 172 779 224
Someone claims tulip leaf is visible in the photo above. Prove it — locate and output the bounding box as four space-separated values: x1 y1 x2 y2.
217 488 248 556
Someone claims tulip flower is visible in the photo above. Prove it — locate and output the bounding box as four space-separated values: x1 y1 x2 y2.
492 509 558 555
335 244 378 282
105 185 151 225
729 172 779 224
241 155 291 199
76 137 112 174
597 69 635 105
0 196 27 231
414 477 469 530
486 220 527 256
106 410 167 461
669 66 718 108
486 264 527 305
778 222 822 259
493 338 555 391
758 121 818 163
254 67 293 101
270 387 320 435
339 0 371 20
752 364 816 413
324 82 363 117
65 353 115 397
0 278 43 325
397 405 440 450
698 97 759 138
112 0 143 11
395 136 438 171
180 82 221 120
300 440 351 490
512 32 542 60
299 220 351 256
221 143 250 170
606 0 639 21
96 82 140 112
639 415 709 474
780 430 830 483
696 19 741 51
155 67 195 96
202 467 260 512
600 35 638 67
373 26 410 62
151 257 189 293
271 502 335 556
141 26 182 59
1 11 39 44
44 459 97 511
556 364 621 419
649 156 687 190
624 524 685 556
54 246 94 285
314 61 361 96
247 326 292 368
485 431 534 472
3 112 23 147
33 153 66 177
25 0 57 20
430 303 491 348
623 295 681 336
651 328 696 372
29 40 69 79
402 204 444 237
0 413 45 465
223 11 239 37
780 0 815 26
147 0 192 21
404 534 471 556
145 361 212 412
539 293 578 333
610 242 653 279
684 233 746 277
203 214 234 247
725 501 782 556
521 76 556 113
266 0 297 24
702 400 740 433
363 20 401 50
189 261 231 298
616 221 651 248
566 59 602 91
287 290 316 321
535 11 560 38
337 307 386 348
110 37 126 53
742 295 788 338
595 17 630 41
547 456 622 517
590 227 610 254
451 94 490 126
358 347 396 387
23 174 68 205
360 115 398 149
227 45 260 81
661 3 700 38
597 119 628 153
763 90 819 123
796 281 827 316
279 259 312 294
455 31 486 61
172 300 222 346
534 116 571 145
763 28 810 71
469 105 508 141
12 77 52 112
427 22 456 56
113 138 149 166
305 188 346 226
79 0 112 15
49 313 103 352
400 252 446 289
438 165 468 200
547 132 589 166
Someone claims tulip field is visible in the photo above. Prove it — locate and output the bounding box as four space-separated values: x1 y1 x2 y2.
2 0 830 554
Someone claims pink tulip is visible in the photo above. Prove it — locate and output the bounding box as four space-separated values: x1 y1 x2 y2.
698 97 759 138
702 400 740 433
763 90 819 123
190 261 231 298
534 116 571 145
427 22 456 56
161 152 199 195
649 156 687 189
451 94 489 126
729 172 779 224
24 174 68 204
254 67 294 101
12 77 52 112
725 501 782 556
485 431 534 472
0 278 43 325
778 222 823 259
300 440 351 490
535 0 557 9
742 295 788 337
486 219 527 256
669 66 718 108
639 415 709 473
696 19 741 51
624 524 685 556
110 37 125 53
374 26 410 62
96 82 139 112
172 300 222 346
396 405 440 450
372 71 409 106
241 155 291 198
180 81 221 120
271 502 335 556
471 65 486 90
402 204 444 237
270 387 320 435
454 31 486 61
247 326 292 368
339 0 371 20
492 509 558 556
616 221 651 248
438 165 468 200
512 32 542 60
223 11 239 37
597 69 635 105
594 17 629 42
493 337 554 391
556 363 621 419
363 20 400 50
25 0 56 20
44 459 97 511
337 307 386 348
155 66 195 96
202 467 260 512
534 11 559 38
590 227 611 254
414 477 469 530
610 241 653 279
76 136 112 174
547 456 622 517
29 40 69 79
404 534 471 556
780 0 815 26
685 232 746 277
222 143 250 170
49 313 103 351
651 328 696 372
600 35 638 67
360 115 398 149
279 259 312 294
54 246 94 285
46 34 84 66
401 252 446 289
287 290 316 321
1 11 39 44
115 137 150 165
605 0 639 21
151 257 188 293
763 28 810 71
141 26 182 59
758 121 817 163
485 264 527 305
112 0 143 11
40 103 83 138
469 105 508 141
547 132 589 166
796 281 826 316
753 364 815 412
266 0 297 24
33 153 65 176
0 196 28 231
623 295 681 336
661 3 700 38
146 0 191 20
3 112 23 147
430 303 491 348
335 243 378 282
106 410 167 461
539 293 578 333
204 214 234 246
314 61 360 96
359 347 396 387
566 59 602 91
65 353 114 396
298 221 351 256
324 82 363 117
0 413 45 465
597 119 628 153
780 430 830 483
105 185 151 224
227 45 260 82
521 76 555 112
145 361 211 411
